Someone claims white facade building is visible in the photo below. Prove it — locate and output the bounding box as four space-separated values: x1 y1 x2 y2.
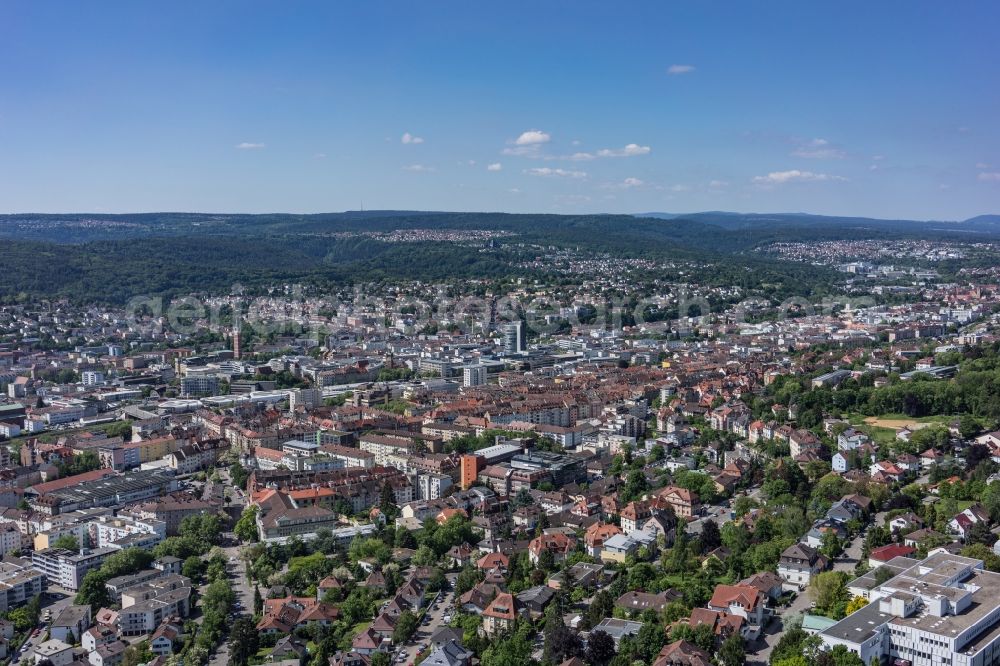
82 371 105 386
463 364 488 388
820 552 1000 666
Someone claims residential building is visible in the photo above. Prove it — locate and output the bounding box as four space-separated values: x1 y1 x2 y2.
50 604 91 644
707 584 768 640
778 543 828 590
0 559 46 614
463 365 488 388
119 576 193 635
31 547 117 591
482 592 518 637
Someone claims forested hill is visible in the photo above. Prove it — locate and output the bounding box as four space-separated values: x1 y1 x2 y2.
4 210 1000 246
1 210 998 304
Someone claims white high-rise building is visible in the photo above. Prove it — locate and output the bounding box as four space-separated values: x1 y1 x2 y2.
502 321 525 355
463 365 487 387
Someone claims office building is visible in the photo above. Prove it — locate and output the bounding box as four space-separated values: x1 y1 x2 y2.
502 321 525 354
819 552 1000 666
180 375 219 397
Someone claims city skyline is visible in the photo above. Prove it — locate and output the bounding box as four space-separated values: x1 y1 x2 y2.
2 1 999 219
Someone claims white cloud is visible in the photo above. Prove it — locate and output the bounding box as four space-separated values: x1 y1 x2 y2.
976 162 992 169
708 180 729 188
667 64 696 75
401 132 424 144
235 142 265 149
487 163 503 171
752 169 847 185
791 138 846 159
596 143 651 158
313 153 327 159
515 130 551 146
669 184 691 192
978 172 1000 182
622 177 644 188
525 167 587 179
402 164 434 172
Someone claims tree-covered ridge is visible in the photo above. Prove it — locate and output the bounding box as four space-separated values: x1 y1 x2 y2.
3 210 998 304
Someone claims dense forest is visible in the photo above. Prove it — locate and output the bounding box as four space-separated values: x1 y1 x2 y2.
2 210 999 304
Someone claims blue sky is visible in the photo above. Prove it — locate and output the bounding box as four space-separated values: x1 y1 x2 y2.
1 1 998 219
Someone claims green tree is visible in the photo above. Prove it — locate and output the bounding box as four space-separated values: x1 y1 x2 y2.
228 617 259 666
8 594 41 631
621 469 650 503
699 520 721 554
182 555 205 581
455 565 483 596
104 420 133 439
773 658 810 666
635 621 667 662
543 602 582 663
719 635 746 666
413 544 438 566
481 621 534 665
234 505 259 542
586 629 616 666
52 534 80 551
178 513 224 551
380 482 399 519
230 461 250 489
846 596 868 615
393 610 419 644
811 571 850 619
770 625 808 663
121 643 154 666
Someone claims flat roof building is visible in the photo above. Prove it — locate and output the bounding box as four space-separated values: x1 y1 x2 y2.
820 551 1000 666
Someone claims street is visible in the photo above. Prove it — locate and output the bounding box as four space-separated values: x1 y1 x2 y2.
396 572 459 665
206 532 255 666
15 588 76 663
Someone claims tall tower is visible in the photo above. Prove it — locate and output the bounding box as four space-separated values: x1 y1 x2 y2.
232 319 242 359
502 321 524 354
